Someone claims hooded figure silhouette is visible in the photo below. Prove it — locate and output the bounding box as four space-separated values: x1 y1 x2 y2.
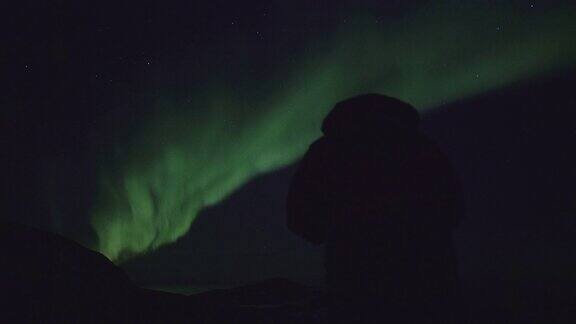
287 94 463 323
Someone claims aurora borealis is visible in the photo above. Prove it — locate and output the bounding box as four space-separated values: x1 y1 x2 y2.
84 2 576 261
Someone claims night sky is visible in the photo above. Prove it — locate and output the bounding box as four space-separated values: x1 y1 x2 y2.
3 0 576 298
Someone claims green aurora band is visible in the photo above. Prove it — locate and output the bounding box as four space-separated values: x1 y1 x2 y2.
91 4 576 261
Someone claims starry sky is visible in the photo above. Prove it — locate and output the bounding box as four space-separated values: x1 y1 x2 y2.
3 0 576 262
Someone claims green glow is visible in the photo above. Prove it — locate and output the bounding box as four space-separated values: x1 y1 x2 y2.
91 4 576 261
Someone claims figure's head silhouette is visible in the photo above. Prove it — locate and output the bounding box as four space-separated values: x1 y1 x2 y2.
321 94 420 138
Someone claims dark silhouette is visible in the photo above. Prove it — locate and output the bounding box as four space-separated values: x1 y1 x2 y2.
287 94 464 322
0 221 250 323
0 221 320 323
